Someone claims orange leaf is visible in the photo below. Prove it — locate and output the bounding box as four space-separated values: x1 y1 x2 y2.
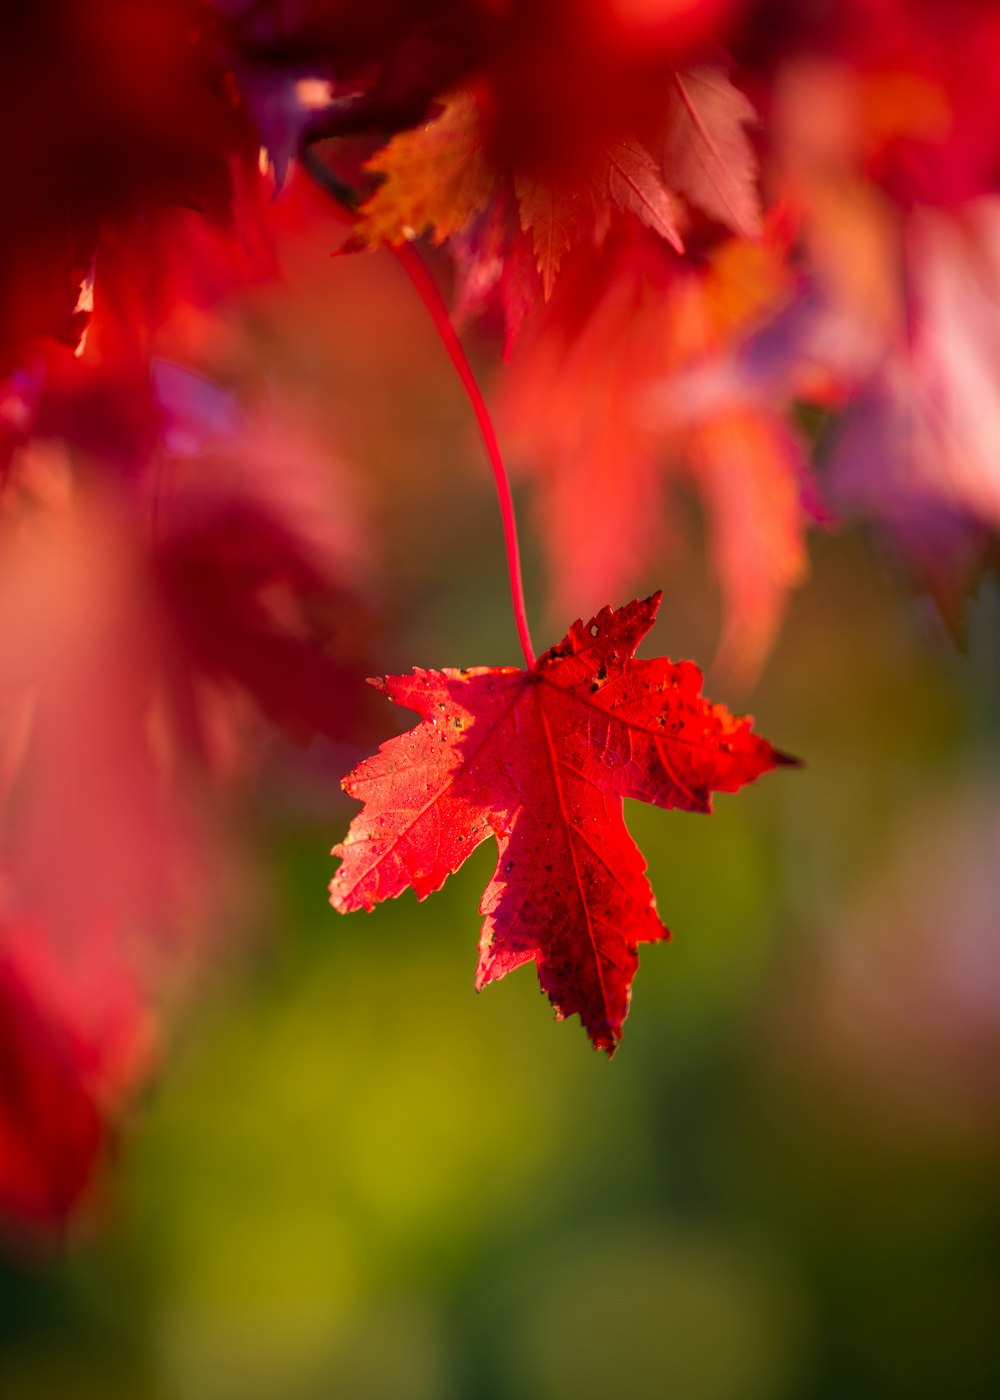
353 90 497 248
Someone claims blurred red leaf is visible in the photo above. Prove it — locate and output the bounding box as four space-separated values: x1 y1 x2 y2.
0 447 209 944
0 362 374 1226
331 594 790 1052
0 0 260 372
0 925 154 1228
151 378 376 752
0 953 104 1227
502 225 811 684
596 137 686 250
661 66 761 237
350 88 496 250
345 29 763 326
351 86 685 271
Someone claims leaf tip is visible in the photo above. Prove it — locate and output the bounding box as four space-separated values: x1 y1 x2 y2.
327 872 350 912
587 1019 622 1057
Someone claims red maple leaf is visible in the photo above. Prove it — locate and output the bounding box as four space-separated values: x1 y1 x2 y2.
346 47 763 336
330 594 793 1052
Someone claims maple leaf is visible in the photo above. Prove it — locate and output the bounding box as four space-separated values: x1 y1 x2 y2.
349 79 686 311
513 174 589 300
597 138 685 252
662 67 762 238
351 90 497 249
330 594 792 1053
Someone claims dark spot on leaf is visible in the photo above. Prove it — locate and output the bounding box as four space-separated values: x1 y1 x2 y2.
590 661 610 692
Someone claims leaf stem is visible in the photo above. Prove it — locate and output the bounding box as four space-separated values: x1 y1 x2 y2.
390 241 536 669
299 145 536 668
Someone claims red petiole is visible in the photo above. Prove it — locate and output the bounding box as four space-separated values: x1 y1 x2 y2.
390 242 536 669
301 146 536 669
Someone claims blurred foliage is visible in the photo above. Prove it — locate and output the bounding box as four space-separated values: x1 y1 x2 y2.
2 198 999 1400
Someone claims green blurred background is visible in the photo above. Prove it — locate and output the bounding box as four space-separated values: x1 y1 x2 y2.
2 180 998 1400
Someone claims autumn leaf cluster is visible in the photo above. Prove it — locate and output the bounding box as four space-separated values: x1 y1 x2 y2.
1 0 998 1228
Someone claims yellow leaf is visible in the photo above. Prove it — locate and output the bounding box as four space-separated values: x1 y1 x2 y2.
353 90 497 249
